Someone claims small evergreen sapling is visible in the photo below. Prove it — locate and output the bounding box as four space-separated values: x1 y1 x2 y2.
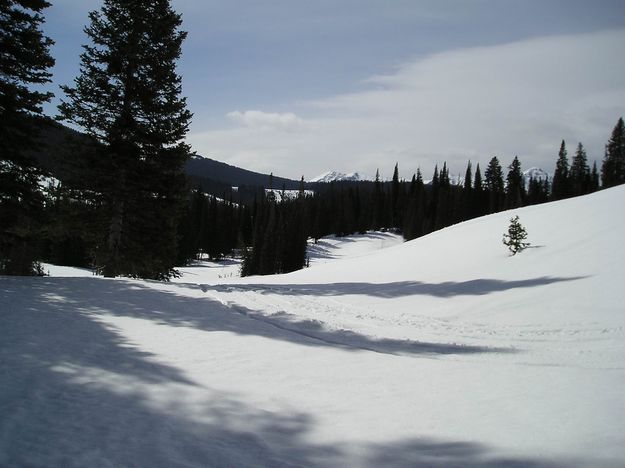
503 216 530 255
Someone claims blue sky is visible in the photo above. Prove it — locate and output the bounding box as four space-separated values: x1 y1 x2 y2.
43 0 625 179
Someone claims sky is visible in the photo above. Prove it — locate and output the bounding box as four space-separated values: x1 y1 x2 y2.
42 0 625 180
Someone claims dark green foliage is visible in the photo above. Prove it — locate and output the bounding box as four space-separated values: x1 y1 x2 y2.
601 117 625 188
0 0 55 275
403 168 426 241
526 176 549 206
241 194 307 276
463 161 473 192
58 0 192 279
39 181 97 268
505 156 525 209
176 189 245 265
570 142 590 196
484 157 504 213
590 161 600 193
502 215 530 255
551 140 570 200
371 169 386 230
390 163 402 228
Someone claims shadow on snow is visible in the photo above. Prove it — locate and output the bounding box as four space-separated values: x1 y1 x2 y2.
0 277 577 467
207 276 586 299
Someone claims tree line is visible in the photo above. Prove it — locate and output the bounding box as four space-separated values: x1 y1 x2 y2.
2 1 625 278
230 124 621 276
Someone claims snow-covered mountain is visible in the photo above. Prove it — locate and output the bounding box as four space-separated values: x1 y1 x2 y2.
523 166 550 182
310 170 363 183
3 186 624 467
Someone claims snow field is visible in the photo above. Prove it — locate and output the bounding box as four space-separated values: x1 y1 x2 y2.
2 185 625 466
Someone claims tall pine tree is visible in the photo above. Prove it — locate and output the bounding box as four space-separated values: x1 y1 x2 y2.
505 156 525 209
551 140 570 200
484 157 504 213
570 142 590 196
601 117 625 188
0 0 55 275
59 0 192 279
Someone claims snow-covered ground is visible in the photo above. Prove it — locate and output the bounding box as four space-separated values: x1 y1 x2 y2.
2 186 625 467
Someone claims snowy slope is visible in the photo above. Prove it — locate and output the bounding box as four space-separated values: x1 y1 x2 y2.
2 186 625 467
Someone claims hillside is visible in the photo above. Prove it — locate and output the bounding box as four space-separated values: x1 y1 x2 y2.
186 155 302 191
1 186 624 467
28 120 302 193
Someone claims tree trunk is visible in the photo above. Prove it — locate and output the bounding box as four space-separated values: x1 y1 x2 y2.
103 199 124 278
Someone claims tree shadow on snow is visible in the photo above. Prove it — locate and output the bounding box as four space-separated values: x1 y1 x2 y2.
209 276 586 299
1 277 518 356
0 277 598 467
308 232 399 261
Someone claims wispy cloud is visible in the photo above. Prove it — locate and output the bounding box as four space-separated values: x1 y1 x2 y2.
189 29 625 180
226 110 305 132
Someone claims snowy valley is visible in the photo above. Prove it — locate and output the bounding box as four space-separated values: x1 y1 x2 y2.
1 186 624 467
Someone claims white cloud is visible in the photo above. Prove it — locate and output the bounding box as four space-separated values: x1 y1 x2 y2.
226 110 305 132
189 29 625 180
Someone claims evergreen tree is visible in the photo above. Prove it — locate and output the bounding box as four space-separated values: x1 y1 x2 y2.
403 168 425 240
371 169 384 230
434 162 451 229
570 142 590 196
601 117 625 188
0 0 55 275
526 176 548 205
505 156 525 209
484 157 504 213
439 162 450 187
551 140 570 200
461 161 473 220
472 163 486 217
590 161 600 193
391 163 400 227
59 0 192 279
463 161 473 193
502 215 530 255
298 176 305 198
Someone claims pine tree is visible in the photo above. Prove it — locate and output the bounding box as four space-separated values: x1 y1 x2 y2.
391 163 400 228
463 161 473 193
403 168 425 240
59 0 192 279
472 163 486 217
461 161 473 220
570 142 590 196
590 161 600 193
484 157 504 213
551 140 570 200
298 176 305 198
505 156 525 209
601 117 625 188
502 215 530 255
0 0 55 275
371 169 384 230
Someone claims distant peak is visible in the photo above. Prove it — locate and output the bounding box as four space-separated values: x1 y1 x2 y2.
310 171 363 183
523 167 549 180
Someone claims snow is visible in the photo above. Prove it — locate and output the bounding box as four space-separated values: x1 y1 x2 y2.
523 166 550 181
310 171 363 183
2 186 625 467
265 188 314 202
